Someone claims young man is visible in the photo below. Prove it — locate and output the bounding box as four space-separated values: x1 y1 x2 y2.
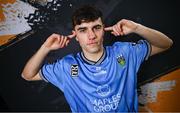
22 5 173 112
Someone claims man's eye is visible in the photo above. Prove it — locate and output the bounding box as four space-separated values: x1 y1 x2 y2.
94 26 102 30
79 29 86 33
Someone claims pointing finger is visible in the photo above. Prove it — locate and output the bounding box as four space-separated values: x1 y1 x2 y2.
67 31 76 39
104 26 113 31
67 34 75 39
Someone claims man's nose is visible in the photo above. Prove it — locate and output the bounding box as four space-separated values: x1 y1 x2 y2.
88 30 96 40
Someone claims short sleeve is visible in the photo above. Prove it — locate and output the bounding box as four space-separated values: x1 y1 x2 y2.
130 40 151 71
112 40 151 73
39 59 66 91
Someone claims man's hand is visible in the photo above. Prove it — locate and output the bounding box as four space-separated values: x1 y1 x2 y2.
104 19 139 36
21 32 76 81
43 33 76 51
105 19 173 56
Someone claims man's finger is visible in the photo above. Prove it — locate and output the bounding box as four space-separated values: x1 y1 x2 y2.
67 34 75 39
65 40 70 46
67 32 76 39
104 26 113 31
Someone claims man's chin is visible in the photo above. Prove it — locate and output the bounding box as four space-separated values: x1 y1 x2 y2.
87 48 101 54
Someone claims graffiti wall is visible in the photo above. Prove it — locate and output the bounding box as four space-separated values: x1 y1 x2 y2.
0 0 35 49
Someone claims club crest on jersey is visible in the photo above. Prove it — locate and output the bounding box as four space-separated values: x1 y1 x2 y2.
71 64 78 77
117 54 126 66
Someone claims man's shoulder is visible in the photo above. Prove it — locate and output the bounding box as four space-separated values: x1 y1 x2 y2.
110 41 147 49
62 53 80 62
113 41 130 46
106 41 131 51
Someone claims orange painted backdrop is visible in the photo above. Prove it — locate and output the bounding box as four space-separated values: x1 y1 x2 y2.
139 68 180 112
0 0 16 21
0 0 17 46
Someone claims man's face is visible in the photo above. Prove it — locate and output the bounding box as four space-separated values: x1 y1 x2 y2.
74 18 104 54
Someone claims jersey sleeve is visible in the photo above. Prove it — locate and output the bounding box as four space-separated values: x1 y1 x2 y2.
112 39 151 73
39 59 66 91
129 40 151 71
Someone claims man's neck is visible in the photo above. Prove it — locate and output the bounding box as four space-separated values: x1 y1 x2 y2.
82 48 104 63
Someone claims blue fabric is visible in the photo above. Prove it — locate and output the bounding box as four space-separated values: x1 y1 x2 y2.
40 40 150 112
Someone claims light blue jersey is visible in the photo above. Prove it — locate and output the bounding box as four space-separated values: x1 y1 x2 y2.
40 40 150 112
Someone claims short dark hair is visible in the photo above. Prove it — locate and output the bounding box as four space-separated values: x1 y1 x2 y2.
72 5 103 28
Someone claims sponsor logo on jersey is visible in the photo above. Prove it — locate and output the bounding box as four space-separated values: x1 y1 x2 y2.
71 64 78 77
92 93 121 112
96 84 111 97
93 70 107 76
117 54 126 66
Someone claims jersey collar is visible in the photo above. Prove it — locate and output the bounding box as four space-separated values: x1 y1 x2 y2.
80 48 106 65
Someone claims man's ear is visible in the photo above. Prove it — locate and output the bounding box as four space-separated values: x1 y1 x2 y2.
72 30 78 41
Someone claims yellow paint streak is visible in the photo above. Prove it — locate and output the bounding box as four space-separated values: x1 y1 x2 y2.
0 35 16 46
0 0 16 45
0 0 16 21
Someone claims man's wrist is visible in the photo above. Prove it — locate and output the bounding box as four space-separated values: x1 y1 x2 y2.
133 23 146 35
40 45 51 55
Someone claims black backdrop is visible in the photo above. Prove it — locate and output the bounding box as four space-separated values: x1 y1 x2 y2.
0 0 179 111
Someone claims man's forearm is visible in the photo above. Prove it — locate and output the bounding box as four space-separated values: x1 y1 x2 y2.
134 24 173 49
22 45 50 80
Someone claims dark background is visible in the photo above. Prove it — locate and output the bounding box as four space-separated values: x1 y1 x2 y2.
0 0 179 111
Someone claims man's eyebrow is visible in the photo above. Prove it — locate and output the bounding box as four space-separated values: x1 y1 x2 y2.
77 27 87 31
77 24 103 31
93 24 103 28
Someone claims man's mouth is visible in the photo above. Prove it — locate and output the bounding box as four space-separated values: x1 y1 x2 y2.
87 42 97 45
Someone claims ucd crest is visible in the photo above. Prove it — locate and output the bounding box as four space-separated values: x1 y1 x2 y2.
71 64 78 77
117 54 126 66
